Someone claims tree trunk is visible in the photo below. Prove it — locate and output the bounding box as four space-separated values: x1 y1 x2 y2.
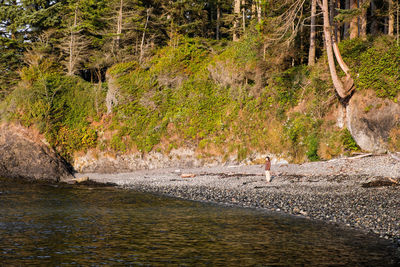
116 0 123 49
350 0 358 39
388 0 394 36
216 1 220 40
242 0 246 34
330 0 340 42
397 0 399 45
68 6 78 76
336 0 341 42
370 0 379 35
233 0 241 41
343 0 350 39
257 0 262 23
255 0 262 23
359 0 368 38
322 0 352 99
333 39 352 76
308 0 317 66
139 8 150 63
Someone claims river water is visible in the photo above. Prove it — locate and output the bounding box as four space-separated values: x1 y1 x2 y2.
0 180 398 266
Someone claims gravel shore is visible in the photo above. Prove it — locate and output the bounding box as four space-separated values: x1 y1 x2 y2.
76 154 400 247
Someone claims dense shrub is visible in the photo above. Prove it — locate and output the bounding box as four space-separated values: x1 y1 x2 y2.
341 128 360 152
270 66 309 109
5 69 101 159
341 37 400 99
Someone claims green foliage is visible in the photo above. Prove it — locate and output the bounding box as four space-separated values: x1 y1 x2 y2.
341 128 360 152
114 100 165 153
212 33 260 68
151 37 210 78
285 114 311 144
356 46 400 98
55 126 97 159
341 37 400 99
110 134 127 152
108 37 234 153
339 37 372 65
306 133 320 161
237 145 248 162
270 66 309 108
284 113 322 161
108 61 139 76
5 69 101 158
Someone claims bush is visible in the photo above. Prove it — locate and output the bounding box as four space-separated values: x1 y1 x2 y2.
55 126 97 159
306 133 320 161
356 45 400 98
5 71 100 158
341 128 360 152
269 66 309 109
341 37 400 99
284 113 322 162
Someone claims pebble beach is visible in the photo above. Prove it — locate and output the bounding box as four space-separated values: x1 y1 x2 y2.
76 154 400 248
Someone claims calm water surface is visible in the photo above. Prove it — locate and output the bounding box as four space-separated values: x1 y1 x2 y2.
0 180 398 266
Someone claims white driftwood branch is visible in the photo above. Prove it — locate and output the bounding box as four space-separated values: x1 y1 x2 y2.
389 152 400 162
347 153 373 160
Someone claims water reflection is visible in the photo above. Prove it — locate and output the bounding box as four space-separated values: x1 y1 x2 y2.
0 181 398 266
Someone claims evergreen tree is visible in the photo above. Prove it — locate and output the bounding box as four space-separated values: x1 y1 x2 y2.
0 1 26 98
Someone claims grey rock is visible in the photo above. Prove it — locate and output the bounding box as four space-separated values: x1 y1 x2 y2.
0 124 73 182
347 90 400 153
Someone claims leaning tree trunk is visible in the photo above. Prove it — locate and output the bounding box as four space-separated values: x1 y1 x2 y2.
322 0 353 99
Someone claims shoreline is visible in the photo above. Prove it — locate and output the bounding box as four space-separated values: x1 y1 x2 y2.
75 154 400 247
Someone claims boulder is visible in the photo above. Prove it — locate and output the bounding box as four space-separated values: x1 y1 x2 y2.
346 90 400 153
0 124 74 182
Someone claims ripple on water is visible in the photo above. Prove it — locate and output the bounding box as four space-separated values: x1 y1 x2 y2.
0 182 398 266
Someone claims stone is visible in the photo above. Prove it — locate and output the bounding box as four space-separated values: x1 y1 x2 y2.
346 90 400 153
293 207 300 214
0 124 73 182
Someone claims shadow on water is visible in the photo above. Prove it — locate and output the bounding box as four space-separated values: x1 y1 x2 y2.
0 180 399 266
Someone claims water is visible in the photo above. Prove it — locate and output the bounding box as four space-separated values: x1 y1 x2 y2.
0 180 398 266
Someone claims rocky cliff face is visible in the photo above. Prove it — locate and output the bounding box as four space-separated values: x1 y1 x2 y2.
73 149 282 173
347 90 400 153
73 148 223 173
0 124 74 182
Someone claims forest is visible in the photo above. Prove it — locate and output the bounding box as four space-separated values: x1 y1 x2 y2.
1 0 400 163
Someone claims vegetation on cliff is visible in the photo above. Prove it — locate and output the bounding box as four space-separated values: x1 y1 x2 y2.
1 0 399 163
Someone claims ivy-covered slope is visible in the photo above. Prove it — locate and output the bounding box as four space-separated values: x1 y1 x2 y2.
2 36 400 163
